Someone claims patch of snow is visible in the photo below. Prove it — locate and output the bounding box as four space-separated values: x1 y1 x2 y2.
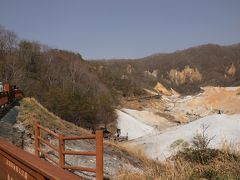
116 110 154 140
129 114 240 161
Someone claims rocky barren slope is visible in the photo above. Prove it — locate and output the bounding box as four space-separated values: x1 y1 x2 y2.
117 86 240 161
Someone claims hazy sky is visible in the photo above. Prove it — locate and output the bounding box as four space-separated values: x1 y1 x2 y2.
0 0 240 59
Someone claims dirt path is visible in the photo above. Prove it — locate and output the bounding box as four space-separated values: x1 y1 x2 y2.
0 107 19 139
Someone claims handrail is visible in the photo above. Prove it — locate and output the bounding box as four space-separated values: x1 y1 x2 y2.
37 148 59 165
38 136 59 152
63 135 96 140
34 121 103 180
36 123 60 138
0 138 81 180
63 150 96 156
63 165 96 172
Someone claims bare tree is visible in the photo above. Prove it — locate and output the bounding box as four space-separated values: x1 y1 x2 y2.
0 25 17 57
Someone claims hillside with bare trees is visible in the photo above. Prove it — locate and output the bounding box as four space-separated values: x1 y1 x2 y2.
0 25 116 129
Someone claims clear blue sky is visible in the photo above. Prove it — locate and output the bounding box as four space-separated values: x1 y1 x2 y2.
0 0 240 59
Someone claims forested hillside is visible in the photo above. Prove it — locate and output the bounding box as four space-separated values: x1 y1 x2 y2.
92 44 240 95
0 25 116 129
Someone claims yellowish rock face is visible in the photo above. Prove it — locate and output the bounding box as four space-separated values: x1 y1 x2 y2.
154 82 172 96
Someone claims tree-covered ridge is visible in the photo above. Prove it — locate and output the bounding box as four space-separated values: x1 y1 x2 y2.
92 43 240 95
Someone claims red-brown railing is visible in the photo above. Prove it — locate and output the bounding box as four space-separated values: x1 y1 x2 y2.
34 121 103 180
0 138 81 180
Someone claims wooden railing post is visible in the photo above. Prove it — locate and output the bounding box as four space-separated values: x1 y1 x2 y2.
96 130 103 180
34 121 40 157
59 134 65 168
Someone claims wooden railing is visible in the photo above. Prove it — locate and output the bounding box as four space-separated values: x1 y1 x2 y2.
34 122 103 180
0 138 81 180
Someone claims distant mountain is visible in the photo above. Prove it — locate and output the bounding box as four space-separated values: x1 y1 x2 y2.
91 43 240 95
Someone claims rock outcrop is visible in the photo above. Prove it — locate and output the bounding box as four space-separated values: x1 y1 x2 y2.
154 82 172 96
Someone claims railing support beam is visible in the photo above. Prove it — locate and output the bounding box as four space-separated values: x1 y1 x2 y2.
96 130 103 180
59 134 65 168
34 121 40 157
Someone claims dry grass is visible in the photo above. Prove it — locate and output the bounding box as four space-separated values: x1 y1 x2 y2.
116 127 240 179
117 145 240 180
17 97 90 136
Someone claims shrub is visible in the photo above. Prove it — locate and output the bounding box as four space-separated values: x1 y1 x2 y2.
170 139 190 152
192 124 215 150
